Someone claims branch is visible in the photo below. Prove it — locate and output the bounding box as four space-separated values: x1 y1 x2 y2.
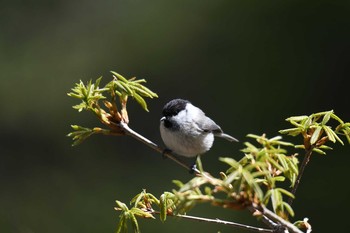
119 121 232 184
177 214 274 233
247 205 304 233
260 206 304 233
119 121 199 173
149 210 274 233
288 146 314 206
247 206 278 230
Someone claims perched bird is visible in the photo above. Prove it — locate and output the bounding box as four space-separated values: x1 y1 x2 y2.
160 99 238 157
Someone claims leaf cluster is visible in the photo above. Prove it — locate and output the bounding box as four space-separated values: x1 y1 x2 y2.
114 134 299 232
67 72 158 145
223 134 297 218
162 135 297 219
279 110 350 154
107 71 158 112
67 77 108 112
115 190 179 233
114 110 350 232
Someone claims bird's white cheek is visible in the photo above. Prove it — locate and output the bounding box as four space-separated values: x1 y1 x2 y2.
202 134 214 152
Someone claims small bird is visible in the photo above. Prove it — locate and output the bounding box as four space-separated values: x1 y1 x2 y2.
160 99 238 158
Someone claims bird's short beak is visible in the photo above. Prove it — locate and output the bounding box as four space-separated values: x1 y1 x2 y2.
160 116 166 122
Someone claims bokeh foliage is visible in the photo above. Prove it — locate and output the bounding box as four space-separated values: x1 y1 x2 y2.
2 1 350 233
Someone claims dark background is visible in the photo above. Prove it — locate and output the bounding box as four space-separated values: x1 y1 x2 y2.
1 1 349 232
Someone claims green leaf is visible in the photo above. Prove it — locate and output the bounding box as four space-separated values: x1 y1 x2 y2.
269 136 282 141
246 134 261 139
111 71 129 82
268 188 294 216
115 201 130 233
242 170 263 200
130 84 153 98
270 189 281 213
95 76 103 86
323 125 335 143
302 116 313 129
319 145 333 150
67 125 95 146
130 207 155 219
219 157 239 169
116 201 129 212
116 215 127 233
172 180 184 188
285 115 308 122
129 82 158 98
146 193 161 206
204 186 212 195
279 128 301 136
282 202 295 217
129 212 140 233
273 176 286 182
277 188 294 199
159 194 167 222
324 126 344 144
225 169 240 184
273 140 295 147
196 156 204 172
266 157 285 173
330 111 344 124
131 191 145 208
286 157 299 176
113 79 129 94
130 78 146 83
343 128 350 144
119 80 134 96
312 148 326 155
263 189 272 205
133 92 149 112
276 154 289 170
295 144 305 149
332 130 344 145
115 89 122 96
251 170 268 179
68 92 83 99
310 126 322 145
321 111 332 125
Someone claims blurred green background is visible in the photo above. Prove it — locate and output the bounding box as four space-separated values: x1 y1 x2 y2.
1 0 349 232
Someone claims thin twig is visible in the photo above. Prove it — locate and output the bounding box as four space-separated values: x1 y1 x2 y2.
150 211 273 233
260 206 304 233
288 146 314 206
247 206 278 230
119 121 195 172
177 214 274 233
119 122 226 183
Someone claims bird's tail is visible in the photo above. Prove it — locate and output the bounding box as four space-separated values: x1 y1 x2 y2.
216 133 239 142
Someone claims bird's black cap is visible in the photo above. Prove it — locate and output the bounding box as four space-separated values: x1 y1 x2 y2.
162 99 190 117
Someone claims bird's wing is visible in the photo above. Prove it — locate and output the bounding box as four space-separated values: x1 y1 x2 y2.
194 113 223 134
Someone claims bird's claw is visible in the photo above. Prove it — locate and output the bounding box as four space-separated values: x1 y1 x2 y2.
162 148 172 159
189 164 197 174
